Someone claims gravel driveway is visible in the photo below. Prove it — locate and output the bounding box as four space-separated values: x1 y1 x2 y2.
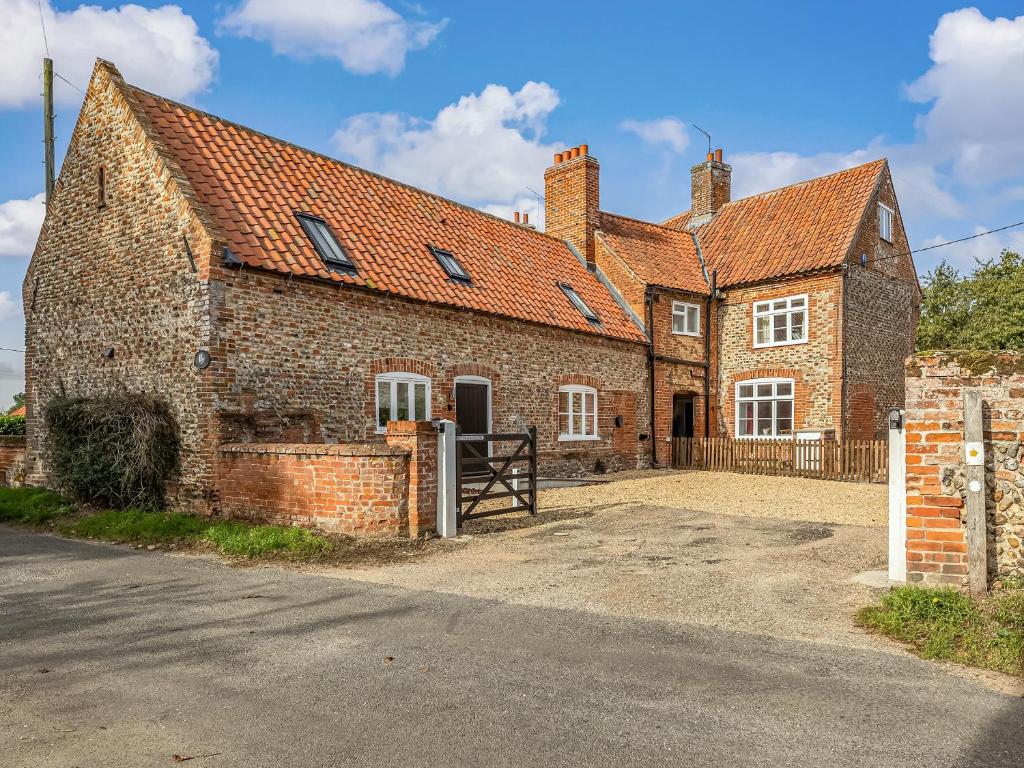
323 470 895 651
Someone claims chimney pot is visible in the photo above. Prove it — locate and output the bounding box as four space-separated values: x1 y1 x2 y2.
554 152 563 164
514 211 520 223
714 148 723 163
706 152 714 163
580 143 589 156
523 212 529 225
570 147 580 159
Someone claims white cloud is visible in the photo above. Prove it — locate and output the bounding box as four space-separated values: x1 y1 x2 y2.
905 7 1024 186
919 226 1024 269
0 193 45 257
621 117 689 154
221 0 445 76
0 0 217 109
333 81 561 208
0 292 18 322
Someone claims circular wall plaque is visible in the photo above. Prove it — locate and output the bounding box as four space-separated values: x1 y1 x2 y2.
194 349 211 370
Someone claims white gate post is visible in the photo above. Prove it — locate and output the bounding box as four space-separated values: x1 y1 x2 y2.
436 419 457 539
887 408 907 581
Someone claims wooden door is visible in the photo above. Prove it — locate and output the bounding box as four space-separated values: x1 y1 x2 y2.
456 382 490 477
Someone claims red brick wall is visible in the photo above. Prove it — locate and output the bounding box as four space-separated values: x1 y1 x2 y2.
594 235 646 319
217 439 413 536
904 353 1024 585
715 273 843 437
0 437 26 487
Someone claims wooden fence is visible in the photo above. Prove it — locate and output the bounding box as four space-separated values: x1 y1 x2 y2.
671 437 888 484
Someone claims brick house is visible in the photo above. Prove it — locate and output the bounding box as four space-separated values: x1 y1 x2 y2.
23 61 652 515
23 59 919 525
544 145 920 465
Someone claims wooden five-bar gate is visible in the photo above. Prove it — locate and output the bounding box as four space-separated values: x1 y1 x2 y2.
671 437 888 483
456 427 538 525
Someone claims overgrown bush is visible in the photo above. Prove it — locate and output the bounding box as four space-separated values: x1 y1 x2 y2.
0 414 25 435
43 394 180 509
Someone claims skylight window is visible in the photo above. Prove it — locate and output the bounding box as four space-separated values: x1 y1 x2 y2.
559 283 600 323
429 245 471 282
296 213 354 270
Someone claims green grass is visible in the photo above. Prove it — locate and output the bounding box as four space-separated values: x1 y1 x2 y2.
858 586 1024 677
58 508 334 560
0 486 74 524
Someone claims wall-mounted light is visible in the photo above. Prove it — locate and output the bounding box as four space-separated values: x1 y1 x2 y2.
194 349 211 370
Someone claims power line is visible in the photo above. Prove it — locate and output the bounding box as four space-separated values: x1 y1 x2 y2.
36 0 49 57
0 347 26 354
871 219 1024 267
54 72 85 95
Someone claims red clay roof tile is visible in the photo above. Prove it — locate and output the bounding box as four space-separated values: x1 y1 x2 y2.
597 212 708 295
125 84 645 344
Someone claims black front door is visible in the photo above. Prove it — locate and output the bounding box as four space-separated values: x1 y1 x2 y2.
456 382 490 476
672 394 695 439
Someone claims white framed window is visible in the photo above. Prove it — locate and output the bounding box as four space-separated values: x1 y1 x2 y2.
672 301 701 336
375 373 431 432
558 385 598 441
879 203 894 243
753 294 808 347
736 379 794 438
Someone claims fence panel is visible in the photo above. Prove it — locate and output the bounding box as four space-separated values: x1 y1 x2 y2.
670 437 887 484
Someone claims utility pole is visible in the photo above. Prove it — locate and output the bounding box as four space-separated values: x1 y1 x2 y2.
43 57 55 204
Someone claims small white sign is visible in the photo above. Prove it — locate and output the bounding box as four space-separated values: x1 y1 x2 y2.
965 441 984 466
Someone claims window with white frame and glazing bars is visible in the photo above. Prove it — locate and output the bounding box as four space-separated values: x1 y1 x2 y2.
736 379 794 438
672 301 700 336
558 385 598 440
879 203 894 243
375 373 430 432
753 294 807 347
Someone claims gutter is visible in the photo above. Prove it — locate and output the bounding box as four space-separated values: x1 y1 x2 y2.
705 269 717 438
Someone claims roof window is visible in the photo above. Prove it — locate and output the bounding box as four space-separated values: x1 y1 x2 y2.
296 213 354 270
559 283 600 323
429 245 471 283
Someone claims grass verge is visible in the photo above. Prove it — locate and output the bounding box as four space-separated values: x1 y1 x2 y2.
0 486 75 524
858 585 1024 677
59 508 333 560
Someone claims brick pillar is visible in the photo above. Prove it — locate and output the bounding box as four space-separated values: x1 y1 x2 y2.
544 145 599 267
386 420 438 538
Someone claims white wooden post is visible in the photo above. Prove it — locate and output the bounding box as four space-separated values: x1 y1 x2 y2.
436 419 457 539
511 467 520 509
963 390 988 595
888 408 907 581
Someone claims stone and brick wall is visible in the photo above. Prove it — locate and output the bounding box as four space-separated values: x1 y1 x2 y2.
23 63 218 509
209 268 650 488
216 421 436 536
715 272 843 437
904 353 1024 585
0 436 26 487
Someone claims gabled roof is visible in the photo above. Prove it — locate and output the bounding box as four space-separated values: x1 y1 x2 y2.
597 212 708 295
664 159 888 287
118 75 645 344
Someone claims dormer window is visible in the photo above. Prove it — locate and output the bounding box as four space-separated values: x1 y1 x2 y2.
429 245 471 282
296 213 354 270
879 203 894 243
559 283 599 324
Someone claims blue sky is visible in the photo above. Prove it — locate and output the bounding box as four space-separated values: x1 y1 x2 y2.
1 0 1023 407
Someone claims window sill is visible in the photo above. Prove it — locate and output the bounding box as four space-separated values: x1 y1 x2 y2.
671 331 701 337
558 434 601 442
753 338 809 349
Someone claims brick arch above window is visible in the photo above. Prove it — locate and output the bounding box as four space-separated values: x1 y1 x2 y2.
557 373 603 390
369 357 439 378
725 368 808 438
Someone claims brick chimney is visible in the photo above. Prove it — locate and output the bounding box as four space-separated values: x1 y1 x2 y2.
544 144 599 267
690 147 731 226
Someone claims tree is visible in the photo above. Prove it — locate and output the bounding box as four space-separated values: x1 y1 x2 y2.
916 250 1024 351
6 393 24 415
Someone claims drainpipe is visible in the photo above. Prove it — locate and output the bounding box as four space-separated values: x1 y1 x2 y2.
645 285 657 467
704 270 716 437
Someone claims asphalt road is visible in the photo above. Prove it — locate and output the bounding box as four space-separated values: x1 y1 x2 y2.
1 528 1021 767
